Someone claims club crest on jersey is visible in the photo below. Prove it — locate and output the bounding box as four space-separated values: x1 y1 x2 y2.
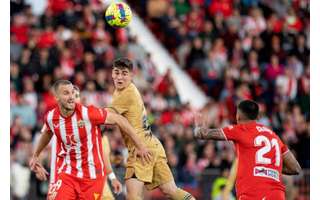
77 120 85 128
253 166 279 181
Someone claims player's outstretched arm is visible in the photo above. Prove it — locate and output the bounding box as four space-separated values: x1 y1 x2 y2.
29 126 52 180
194 127 226 140
104 108 152 164
32 127 53 158
282 150 301 175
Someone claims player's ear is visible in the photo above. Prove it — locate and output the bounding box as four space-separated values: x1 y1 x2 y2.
52 90 59 101
236 110 242 122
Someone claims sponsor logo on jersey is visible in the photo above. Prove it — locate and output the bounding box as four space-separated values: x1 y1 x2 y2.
253 166 280 181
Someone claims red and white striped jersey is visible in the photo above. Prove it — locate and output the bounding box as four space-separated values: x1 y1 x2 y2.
44 103 107 179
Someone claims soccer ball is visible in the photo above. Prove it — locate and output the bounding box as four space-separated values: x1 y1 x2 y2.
105 2 132 28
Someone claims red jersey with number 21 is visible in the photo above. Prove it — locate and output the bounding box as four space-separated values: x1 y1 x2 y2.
222 122 289 199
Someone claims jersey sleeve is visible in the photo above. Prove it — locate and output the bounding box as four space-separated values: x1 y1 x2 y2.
280 140 289 155
222 124 241 142
88 105 108 125
43 112 51 132
109 103 128 114
41 123 49 133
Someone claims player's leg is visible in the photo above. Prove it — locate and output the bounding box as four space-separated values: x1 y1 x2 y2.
48 173 78 200
80 176 105 200
125 177 145 200
145 156 196 200
124 148 155 200
158 181 195 200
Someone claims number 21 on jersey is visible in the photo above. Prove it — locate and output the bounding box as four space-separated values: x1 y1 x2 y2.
254 135 280 167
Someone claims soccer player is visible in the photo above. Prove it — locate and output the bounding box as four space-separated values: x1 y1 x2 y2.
108 58 195 200
30 80 151 200
194 100 301 200
39 86 122 199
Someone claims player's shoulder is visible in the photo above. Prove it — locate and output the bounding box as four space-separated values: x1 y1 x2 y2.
224 124 238 131
85 104 103 113
77 102 100 109
231 122 263 135
113 83 136 98
254 123 282 140
44 106 58 119
255 123 275 134
86 104 106 116
86 104 96 109
123 83 140 100
227 122 252 131
73 103 101 117
127 83 140 94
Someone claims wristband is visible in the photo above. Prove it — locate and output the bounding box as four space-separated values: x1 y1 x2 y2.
108 172 116 181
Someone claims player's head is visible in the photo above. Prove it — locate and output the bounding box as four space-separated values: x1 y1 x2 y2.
73 85 81 103
236 100 259 123
112 57 133 90
53 80 75 111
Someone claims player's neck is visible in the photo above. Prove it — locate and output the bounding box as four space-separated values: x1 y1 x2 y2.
237 119 256 124
59 105 75 118
116 87 126 92
116 83 131 92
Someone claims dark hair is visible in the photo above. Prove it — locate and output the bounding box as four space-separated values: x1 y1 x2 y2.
52 80 72 92
112 57 133 71
237 100 259 120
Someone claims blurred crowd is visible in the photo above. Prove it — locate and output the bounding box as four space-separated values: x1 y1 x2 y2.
10 0 309 199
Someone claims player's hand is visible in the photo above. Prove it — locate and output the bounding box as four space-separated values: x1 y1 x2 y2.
194 112 208 128
135 146 152 165
35 165 49 181
29 156 49 181
193 113 208 139
29 155 42 171
111 178 122 195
